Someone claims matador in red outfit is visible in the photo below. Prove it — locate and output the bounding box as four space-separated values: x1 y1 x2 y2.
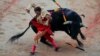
26 6 59 55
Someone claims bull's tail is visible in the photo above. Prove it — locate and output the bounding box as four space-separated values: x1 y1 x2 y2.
8 23 31 42
80 14 88 28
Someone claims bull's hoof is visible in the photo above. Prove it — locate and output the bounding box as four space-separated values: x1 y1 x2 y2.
66 43 85 51
76 46 85 51
55 47 60 52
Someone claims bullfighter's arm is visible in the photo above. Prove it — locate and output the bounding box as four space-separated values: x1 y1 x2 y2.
26 3 36 13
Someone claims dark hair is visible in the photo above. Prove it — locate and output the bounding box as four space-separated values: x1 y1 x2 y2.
34 7 42 12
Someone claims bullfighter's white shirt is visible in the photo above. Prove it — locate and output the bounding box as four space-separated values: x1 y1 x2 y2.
26 3 52 26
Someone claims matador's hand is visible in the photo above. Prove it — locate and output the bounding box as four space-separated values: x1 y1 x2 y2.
26 9 30 13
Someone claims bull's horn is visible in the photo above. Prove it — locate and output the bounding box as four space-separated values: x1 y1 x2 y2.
63 21 72 25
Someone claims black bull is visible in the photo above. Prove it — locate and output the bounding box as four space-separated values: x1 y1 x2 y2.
9 8 86 49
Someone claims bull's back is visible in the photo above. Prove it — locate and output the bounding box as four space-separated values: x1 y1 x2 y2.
63 8 82 23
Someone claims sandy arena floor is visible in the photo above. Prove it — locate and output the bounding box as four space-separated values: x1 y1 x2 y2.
0 0 100 56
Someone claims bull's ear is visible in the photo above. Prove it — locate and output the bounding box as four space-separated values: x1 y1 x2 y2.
80 23 87 28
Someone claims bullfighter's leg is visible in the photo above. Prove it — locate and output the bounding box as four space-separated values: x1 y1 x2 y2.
31 25 52 47
44 33 59 51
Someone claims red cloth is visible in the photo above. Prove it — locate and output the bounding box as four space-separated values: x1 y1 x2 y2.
31 18 52 35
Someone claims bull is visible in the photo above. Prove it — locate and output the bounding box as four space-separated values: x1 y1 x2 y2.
8 8 86 51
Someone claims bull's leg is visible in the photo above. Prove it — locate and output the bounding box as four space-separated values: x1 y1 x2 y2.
65 31 84 51
40 37 52 47
79 30 86 40
76 38 83 47
66 42 85 51
70 31 84 47
68 24 84 47
69 34 84 47
67 31 84 50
